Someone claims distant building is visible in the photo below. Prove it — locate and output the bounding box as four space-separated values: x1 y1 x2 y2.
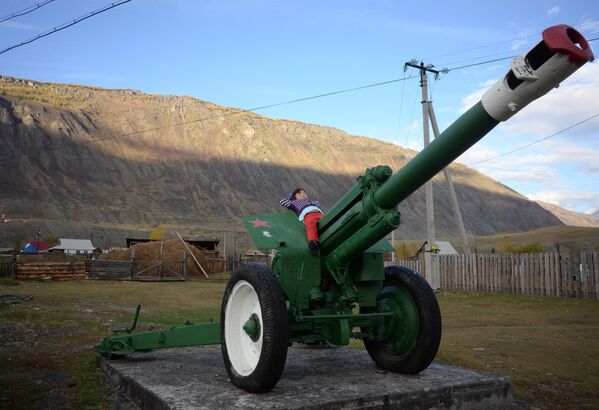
436 241 458 255
410 240 459 259
22 241 54 254
47 239 95 255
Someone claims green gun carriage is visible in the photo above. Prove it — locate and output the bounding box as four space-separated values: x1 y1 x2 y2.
96 25 593 393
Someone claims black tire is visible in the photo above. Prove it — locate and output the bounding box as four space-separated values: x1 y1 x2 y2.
221 262 289 393
362 265 441 374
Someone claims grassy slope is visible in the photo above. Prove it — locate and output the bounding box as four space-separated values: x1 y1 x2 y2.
467 225 599 253
1 279 598 409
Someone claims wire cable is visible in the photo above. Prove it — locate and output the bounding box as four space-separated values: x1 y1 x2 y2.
468 112 599 166
423 18 599 61
0 74 419 163
394 70 407 145
445 37 598 72
423 33 538 61
1 35 596 160
0 0 132 56
403 77 421 147
0 0 56 23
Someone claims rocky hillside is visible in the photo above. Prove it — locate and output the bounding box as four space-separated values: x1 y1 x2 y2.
0 76 562 247
536 201 599 227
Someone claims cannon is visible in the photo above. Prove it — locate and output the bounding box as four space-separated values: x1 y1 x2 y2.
96 25 593 393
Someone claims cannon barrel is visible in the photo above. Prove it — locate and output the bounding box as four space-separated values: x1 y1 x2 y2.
320 24 593 268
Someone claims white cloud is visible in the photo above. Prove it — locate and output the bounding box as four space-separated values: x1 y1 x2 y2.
406 120 420 132
500 65 599 138
435 106 452 113
0 21 42 31
528 191 599 211
578 19 599 36
508 140 599 174
458 63 599 138
458 79 495 114
546 6 560 17
511 39 528 51
406 139 423 151
457 144 498 164
485 166 560 187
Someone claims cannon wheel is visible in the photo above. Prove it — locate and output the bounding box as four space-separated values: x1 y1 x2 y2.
362 265 441 374
221 262 289 393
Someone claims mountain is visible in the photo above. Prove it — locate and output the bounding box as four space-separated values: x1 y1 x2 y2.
0 76 562 248
536 201 599 228
594 210 599 220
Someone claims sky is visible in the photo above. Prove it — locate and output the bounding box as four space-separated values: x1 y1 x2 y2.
1 0 598 214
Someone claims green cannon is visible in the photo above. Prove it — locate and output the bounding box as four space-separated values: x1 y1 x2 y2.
96 25 593 393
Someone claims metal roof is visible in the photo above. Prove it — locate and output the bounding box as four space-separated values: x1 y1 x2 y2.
52 238 95 251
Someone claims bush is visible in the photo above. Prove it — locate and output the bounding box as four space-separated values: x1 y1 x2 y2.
503 242 544 253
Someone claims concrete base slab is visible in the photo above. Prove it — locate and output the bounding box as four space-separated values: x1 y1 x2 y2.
100 345 515 409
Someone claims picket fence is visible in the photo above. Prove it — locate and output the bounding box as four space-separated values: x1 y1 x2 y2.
393 252 599 299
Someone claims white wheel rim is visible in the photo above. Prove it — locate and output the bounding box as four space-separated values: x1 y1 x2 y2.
224 280 263 376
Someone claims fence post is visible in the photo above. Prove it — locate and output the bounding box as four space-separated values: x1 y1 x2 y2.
592 252 599 299
183 252 188 280
12 254 17 279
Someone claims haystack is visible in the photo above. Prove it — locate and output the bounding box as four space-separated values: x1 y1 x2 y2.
104 239 219 278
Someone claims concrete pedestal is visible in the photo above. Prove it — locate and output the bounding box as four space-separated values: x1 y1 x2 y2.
100 345 516 409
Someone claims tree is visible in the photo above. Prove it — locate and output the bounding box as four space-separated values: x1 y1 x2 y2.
45 234 59 245
149 225 168 241
504 242 544 254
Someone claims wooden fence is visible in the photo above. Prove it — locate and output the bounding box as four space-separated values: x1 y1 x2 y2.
16 261 86 280
392 252 599 299
86 260 133 280
0 255 16 278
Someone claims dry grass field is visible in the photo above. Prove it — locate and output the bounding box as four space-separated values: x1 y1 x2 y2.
467 225 599 253
1 278 598 409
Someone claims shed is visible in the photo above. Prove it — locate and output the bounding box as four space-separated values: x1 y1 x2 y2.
126 237 220 251
411 240 459 258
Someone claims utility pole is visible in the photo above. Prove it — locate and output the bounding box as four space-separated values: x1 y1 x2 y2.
428 104 471 254
403 60 472 288
391 230 396 263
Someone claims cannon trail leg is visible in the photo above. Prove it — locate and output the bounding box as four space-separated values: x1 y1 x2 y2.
221 262 289 393
363 265 441 373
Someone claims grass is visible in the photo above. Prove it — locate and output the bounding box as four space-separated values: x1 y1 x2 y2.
0 84 84 106
466 225 599 253
1 279 598 408
0 280 226 408
435 292 599 409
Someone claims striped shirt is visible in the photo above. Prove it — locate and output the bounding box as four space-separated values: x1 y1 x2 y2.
280 198 323 222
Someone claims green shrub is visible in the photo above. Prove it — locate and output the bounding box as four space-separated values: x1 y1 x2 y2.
504 242 544 253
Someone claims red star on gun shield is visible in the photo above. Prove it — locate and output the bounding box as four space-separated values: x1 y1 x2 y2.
250 219 270 228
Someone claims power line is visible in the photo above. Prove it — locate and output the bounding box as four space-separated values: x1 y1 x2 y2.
1 33 596 161
424 32 538 61
403 78 421 147
0 0 132 56
394 70 407 144
0 0 56 23
447 55 516 72
445 36 598 72
468 113 599 166
423 18 599 61
0 74 419 163
438 47 526 69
